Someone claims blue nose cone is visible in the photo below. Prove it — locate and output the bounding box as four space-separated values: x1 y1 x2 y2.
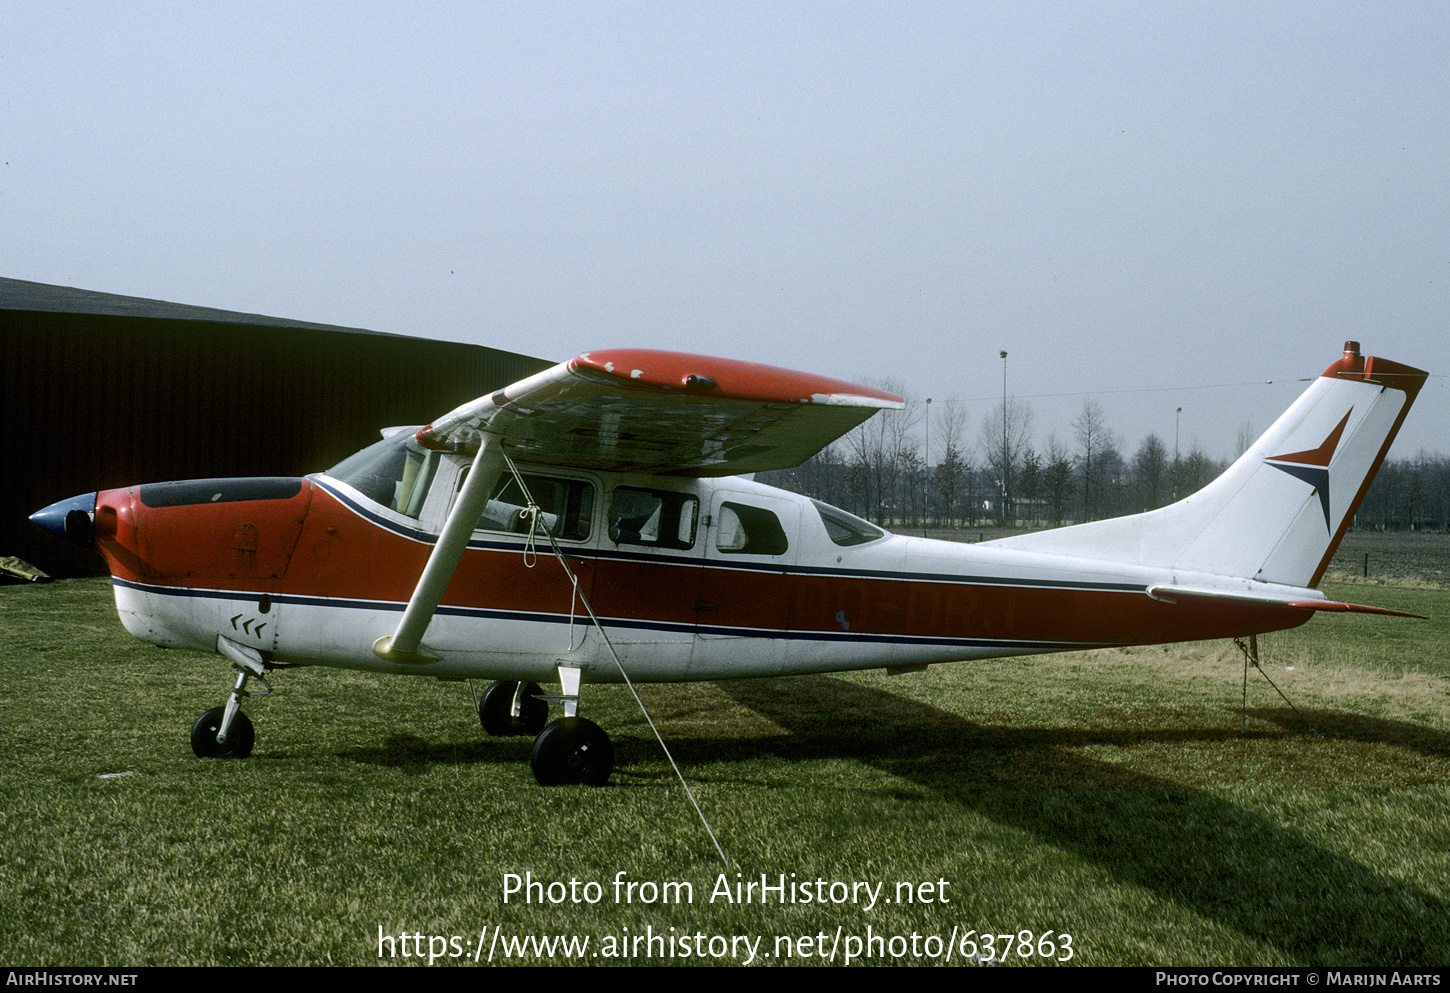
30 492 98 548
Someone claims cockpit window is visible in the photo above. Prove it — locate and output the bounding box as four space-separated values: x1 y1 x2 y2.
812 499 886 546
327 431 441 519
473 472 594 541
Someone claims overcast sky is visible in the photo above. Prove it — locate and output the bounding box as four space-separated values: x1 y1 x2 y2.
4 1 1445 461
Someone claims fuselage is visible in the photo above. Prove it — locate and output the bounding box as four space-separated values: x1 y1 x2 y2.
79 434 1315 685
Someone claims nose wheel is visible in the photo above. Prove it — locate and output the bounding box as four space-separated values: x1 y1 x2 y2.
192 637 271 759
191 707 255 758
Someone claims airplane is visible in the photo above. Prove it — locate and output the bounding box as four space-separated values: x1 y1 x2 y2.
30 342 1427 786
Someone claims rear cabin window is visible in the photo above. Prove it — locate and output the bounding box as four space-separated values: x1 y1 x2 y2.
812 500 886 546
609 487 698 550
716 502 789 555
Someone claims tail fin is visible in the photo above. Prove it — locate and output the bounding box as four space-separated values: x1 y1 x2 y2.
990 342 1427 588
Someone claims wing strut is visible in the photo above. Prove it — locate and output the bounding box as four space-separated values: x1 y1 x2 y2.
374 435 506 664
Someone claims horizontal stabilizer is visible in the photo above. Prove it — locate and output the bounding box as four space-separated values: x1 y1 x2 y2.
1147 584 1426 619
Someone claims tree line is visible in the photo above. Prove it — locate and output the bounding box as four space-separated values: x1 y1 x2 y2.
758 395 1450 532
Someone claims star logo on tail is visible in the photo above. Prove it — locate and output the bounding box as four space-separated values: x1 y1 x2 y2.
1264 409 1352 531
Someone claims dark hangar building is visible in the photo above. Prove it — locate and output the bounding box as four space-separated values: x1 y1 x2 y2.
4 277 552 577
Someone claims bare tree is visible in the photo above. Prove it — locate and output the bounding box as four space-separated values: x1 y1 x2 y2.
842 383 920 525
1132 432 1170 511
1097 443 1128 519
1042 434 1075 526
931 400 969 526
977 398 1034 524
1235 421 1256 458
1173 441 1220 498
1073 399 1116 521
1017 446 1043 525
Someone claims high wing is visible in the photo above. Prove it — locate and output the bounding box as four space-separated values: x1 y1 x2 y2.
374 349 903 662
414 348 905 476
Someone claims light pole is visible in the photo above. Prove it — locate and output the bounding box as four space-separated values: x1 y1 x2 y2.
924 397 931 526
1000 350 1009 525
924 397 931 468
1175 406 1183 500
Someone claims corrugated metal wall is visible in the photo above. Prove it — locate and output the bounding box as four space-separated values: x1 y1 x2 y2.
5 303 551 577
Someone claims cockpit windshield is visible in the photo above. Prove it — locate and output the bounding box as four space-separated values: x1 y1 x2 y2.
326 430 442 519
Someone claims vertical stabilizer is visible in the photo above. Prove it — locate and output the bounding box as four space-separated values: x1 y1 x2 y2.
988 343 1427 588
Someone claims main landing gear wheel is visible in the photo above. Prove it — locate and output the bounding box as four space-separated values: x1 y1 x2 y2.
479 680 548 737
530 717 614 786
190 707 255 759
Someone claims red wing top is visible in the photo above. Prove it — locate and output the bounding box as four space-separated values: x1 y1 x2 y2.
417 349 904 476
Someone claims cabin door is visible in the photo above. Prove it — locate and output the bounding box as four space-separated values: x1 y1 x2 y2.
695 489 801 641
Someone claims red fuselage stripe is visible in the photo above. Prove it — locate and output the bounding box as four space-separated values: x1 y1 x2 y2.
96 479 1314 651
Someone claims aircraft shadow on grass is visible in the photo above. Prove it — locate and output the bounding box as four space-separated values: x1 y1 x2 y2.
309 669 1445 963
704 674 1449 967
339 734 495 774
1240 707 1450 762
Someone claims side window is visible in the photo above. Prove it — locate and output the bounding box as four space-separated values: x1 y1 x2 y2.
716 502 789 555
463 470 594 541
610 487 698 549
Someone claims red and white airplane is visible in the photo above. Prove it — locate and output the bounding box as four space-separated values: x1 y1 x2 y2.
31 342 1426 785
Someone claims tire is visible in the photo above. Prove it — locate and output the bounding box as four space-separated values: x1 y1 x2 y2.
530 717 613 786
190 707 255 758
479 680 548 737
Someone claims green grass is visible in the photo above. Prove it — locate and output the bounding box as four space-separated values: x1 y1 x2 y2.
1 576 1447 966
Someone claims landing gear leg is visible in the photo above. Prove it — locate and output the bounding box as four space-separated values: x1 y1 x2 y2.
192 640 271 759
530 665 613 786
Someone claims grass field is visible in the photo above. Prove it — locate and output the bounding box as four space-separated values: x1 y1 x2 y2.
2 539 1447 967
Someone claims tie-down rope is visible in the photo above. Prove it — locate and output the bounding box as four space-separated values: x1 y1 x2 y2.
504 449 729 865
